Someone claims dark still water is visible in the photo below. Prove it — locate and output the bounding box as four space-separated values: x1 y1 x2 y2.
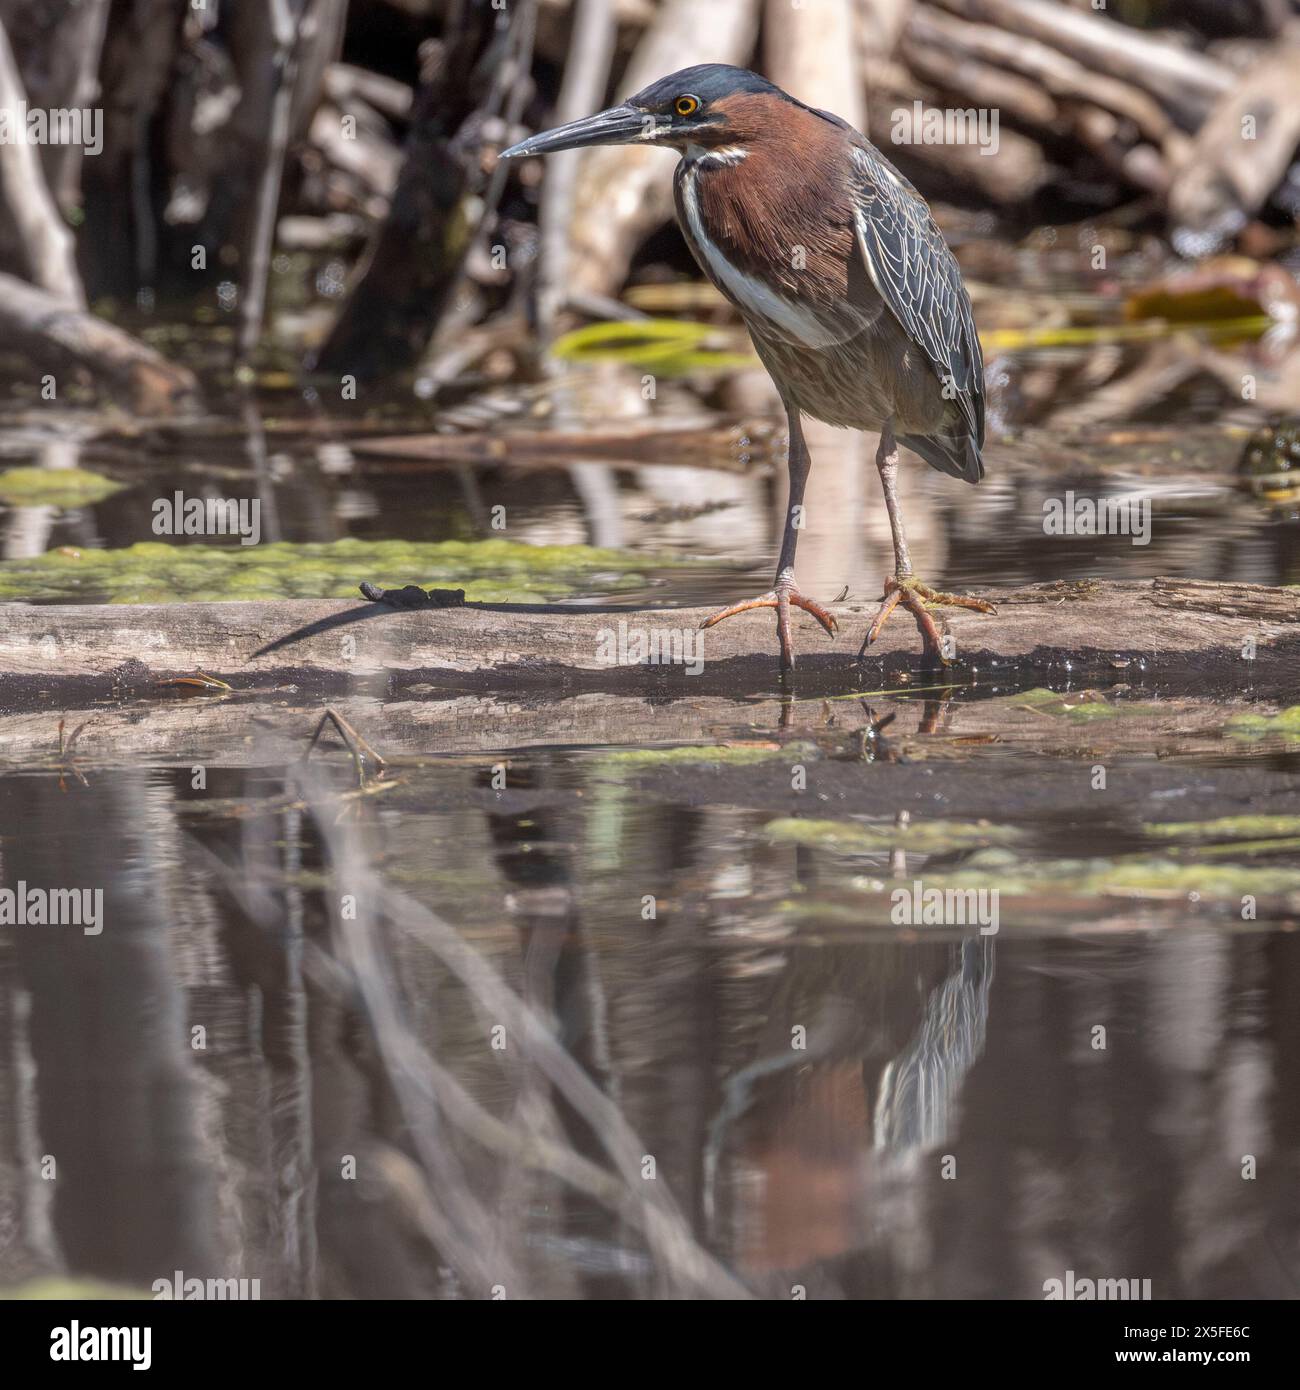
1 719 1296 1299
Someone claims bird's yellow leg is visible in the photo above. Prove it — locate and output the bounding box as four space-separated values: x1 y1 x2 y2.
862 575 996 661
698 406 838 671
866 423 996 661
700 581 837 672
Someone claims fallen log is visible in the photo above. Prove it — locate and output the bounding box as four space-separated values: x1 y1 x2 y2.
307 101 402 204
322 62 414 121
0 579 1297 703
900 28 1061 135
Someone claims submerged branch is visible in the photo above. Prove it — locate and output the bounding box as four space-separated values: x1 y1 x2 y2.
0 271 199 414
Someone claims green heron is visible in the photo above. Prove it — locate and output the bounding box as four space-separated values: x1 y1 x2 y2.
502 63 995 669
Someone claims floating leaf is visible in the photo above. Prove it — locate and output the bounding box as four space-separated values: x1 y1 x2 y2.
1125 256 1300 327
551 318 754 373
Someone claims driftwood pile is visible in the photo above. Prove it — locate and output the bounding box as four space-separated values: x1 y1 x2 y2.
529 0 1300 321
0 0 1297 410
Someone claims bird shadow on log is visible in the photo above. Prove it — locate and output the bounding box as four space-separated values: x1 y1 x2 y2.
250 588 680 661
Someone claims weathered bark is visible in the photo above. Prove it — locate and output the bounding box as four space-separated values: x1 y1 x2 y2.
855 0 914 63
307 101 403 204
322 63 414 121
0 16 85 305
865 81 1049 203
900 28 1060 134
0 271 199 414
856 2 1051 202
1 580 1297 695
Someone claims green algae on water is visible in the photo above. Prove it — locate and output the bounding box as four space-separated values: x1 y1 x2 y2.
773 832 1300 913
885 846 1300 898
0 537 670 605
1225 707 1300 741
1143 814 1300 842
598 741 817 770
3 1277 149 1300
0 467 126 507
764 816 1021 854
1015 688 1121 721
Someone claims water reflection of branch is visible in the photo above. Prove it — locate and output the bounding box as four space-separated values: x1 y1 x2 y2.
202 763 747 1298
240 395 283 544
351 862 745 1297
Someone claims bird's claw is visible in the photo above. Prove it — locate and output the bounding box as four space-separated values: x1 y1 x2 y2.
860 576 995 663
700 581 837 671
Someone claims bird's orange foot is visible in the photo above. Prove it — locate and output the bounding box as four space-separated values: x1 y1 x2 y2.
699 578 838 671
859 576 996 663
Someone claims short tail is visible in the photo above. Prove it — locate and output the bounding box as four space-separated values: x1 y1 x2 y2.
900 431 984 484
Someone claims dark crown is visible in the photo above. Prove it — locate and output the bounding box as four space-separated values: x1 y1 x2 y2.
629 65 779 110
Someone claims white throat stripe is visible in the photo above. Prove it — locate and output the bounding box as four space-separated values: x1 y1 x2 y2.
679 163 845 349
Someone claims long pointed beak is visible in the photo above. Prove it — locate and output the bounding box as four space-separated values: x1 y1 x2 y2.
499 103 650 158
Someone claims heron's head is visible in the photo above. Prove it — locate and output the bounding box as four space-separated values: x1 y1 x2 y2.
499 64 793 160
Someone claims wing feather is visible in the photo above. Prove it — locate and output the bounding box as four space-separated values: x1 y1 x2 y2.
849 145 985 449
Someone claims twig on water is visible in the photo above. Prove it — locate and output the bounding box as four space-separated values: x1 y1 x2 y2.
303 707 387 787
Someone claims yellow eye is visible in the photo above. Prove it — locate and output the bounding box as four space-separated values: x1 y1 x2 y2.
674 95 700 117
